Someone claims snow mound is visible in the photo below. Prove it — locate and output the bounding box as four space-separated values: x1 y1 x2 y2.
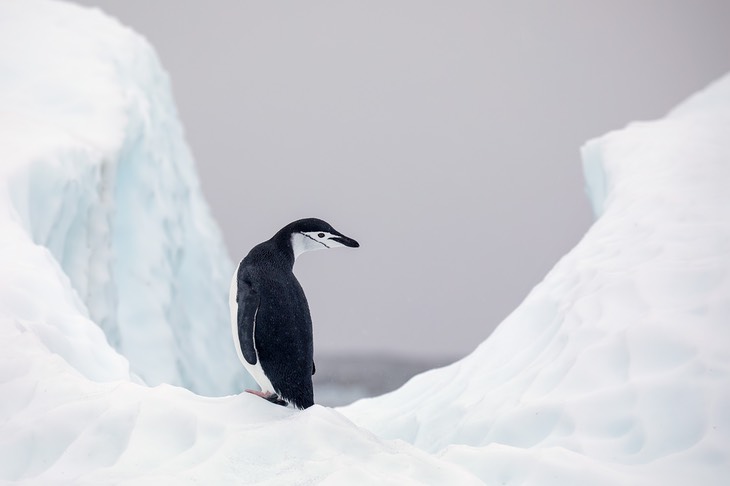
1 0 728 484
0 2 483 483
343 74 730 484
0 0 244 396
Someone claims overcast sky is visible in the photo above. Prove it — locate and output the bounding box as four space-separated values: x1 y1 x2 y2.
73 0 730 360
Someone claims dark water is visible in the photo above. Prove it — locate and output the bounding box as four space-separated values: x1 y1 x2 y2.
312 353 456 407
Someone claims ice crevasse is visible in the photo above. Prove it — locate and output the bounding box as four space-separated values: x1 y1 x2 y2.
0 0 728 484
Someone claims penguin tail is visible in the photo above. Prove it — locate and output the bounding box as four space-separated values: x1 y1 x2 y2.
287 394 314 410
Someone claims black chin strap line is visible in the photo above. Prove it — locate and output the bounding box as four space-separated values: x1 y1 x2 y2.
300 231 330 249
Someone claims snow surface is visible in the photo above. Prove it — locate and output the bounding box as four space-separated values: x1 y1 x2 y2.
1 0 728 484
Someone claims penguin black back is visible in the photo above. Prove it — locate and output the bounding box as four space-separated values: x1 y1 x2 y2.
231 218 359 409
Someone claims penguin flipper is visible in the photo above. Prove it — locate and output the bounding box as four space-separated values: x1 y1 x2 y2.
312 361 316 375
236 277 260 365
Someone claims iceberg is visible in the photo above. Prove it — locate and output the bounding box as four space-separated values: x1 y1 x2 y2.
0 0 728 484
0 0 245 396
343 74 730 484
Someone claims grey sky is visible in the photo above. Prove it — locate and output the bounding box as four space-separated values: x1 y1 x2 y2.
73 0 730 359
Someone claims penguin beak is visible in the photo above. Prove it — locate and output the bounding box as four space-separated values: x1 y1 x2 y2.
331 235 360 248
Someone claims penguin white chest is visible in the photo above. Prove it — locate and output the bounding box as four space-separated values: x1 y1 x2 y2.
229 264 275 394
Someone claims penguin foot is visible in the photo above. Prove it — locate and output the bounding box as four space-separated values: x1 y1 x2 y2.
244 388 269 398
245 389 288 407
264 394 288 407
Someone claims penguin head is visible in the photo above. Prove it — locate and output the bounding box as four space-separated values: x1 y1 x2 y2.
287 218 360 260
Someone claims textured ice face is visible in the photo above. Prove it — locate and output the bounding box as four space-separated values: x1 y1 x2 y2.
0 0 247 396
0 0 728 484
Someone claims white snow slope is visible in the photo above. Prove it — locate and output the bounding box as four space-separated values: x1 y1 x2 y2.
343 75 730 483
0 1 728 484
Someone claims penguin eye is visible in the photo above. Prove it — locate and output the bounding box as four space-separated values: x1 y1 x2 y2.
318 233 325 238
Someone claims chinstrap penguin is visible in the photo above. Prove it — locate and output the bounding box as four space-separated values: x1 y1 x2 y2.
229 218 359 409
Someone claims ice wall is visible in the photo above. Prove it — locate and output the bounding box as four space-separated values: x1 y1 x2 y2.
0 0 245 395
343 74 730 484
